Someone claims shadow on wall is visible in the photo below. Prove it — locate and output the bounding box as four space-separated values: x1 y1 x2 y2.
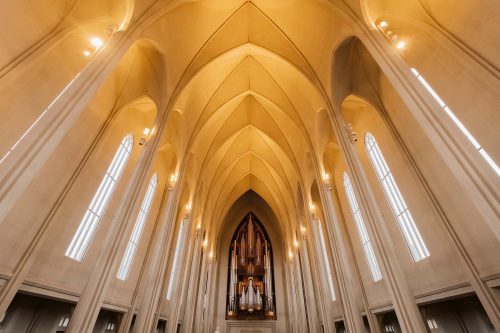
0 293 122 333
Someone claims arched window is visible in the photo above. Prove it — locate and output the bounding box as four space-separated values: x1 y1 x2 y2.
117 173 158 280
411 68 499 176
66 134 133 261
343 172 382 281
315 219 336 301
166 219 186 300
364 132 429 262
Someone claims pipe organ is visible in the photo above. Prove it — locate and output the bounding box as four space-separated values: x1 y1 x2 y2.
227 214 276 320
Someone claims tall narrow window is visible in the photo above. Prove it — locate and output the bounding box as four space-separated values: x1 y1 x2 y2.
66 134 133 261
166 219 186 300
117 173 158 280
316 219 336 301
411 68 499 176
343 173 382 281
365 132 429 262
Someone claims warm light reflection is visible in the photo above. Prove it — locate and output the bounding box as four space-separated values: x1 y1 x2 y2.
143 128 150 136
90 37 104 49
300 225 306 234
396 41 406 49
309 203 315 212
293 239 299 248
322 172 330 182
83 50 91 57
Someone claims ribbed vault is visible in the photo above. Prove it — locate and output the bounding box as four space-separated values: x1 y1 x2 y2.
156 2 337 241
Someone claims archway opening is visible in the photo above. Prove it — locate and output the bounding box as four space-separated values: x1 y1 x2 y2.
226 213 276 321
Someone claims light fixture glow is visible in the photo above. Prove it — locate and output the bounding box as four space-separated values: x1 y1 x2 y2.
300 225 306 234
169 173 177 183
83 50 91 57
288 250 293 260
379 20 388 29
90 37 104 49
196 222 201 230
185 202 192 212
309 203 316 212
293 239 299 248
143 128 150 136
396 41 406 49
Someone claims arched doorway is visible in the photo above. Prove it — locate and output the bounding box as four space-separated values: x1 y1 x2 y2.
226 213 277 320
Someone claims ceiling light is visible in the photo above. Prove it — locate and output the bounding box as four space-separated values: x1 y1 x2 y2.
90 37 104 49
396 41 406 49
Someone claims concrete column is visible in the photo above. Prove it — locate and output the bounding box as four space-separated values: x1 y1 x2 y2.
357 29 499 240
0 33 141 321
64 114 169 333
130 189 182 333
358 28 500 331
166 217 193 333
0 31 134 224
192 251 209 333
181 233 203 332
298 235 320 332
328 101 428 332
116 185 178 333
317 176 380 333
307 217 332 331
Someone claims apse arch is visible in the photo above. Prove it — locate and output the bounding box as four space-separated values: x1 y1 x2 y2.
212 191 289 331
225 213 277 320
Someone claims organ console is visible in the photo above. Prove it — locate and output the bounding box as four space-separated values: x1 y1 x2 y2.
226 214 276 320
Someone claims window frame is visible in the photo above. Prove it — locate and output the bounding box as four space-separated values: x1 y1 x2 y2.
364 132 429 262
65 134 133 261
343 172 383 281
117 172 158 280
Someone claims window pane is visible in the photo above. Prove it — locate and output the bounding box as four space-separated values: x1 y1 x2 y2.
343 173 382 281
66 134 133 261
117 173 158 280
364 133 429 262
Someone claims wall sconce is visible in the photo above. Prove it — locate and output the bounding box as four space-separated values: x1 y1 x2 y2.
376 20 407 52
322 172 333 191
139 128 151 146
208 251 214 262
293 239 299 249
300 225 306 239
345 123 358 143
309 203 316 219
288 250 294 262
202 239 208 251
167 173 177 191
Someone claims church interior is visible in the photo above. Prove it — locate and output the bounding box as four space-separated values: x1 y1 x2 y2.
0 0 499 332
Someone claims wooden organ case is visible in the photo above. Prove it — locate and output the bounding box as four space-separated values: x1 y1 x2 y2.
226 213 276 320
